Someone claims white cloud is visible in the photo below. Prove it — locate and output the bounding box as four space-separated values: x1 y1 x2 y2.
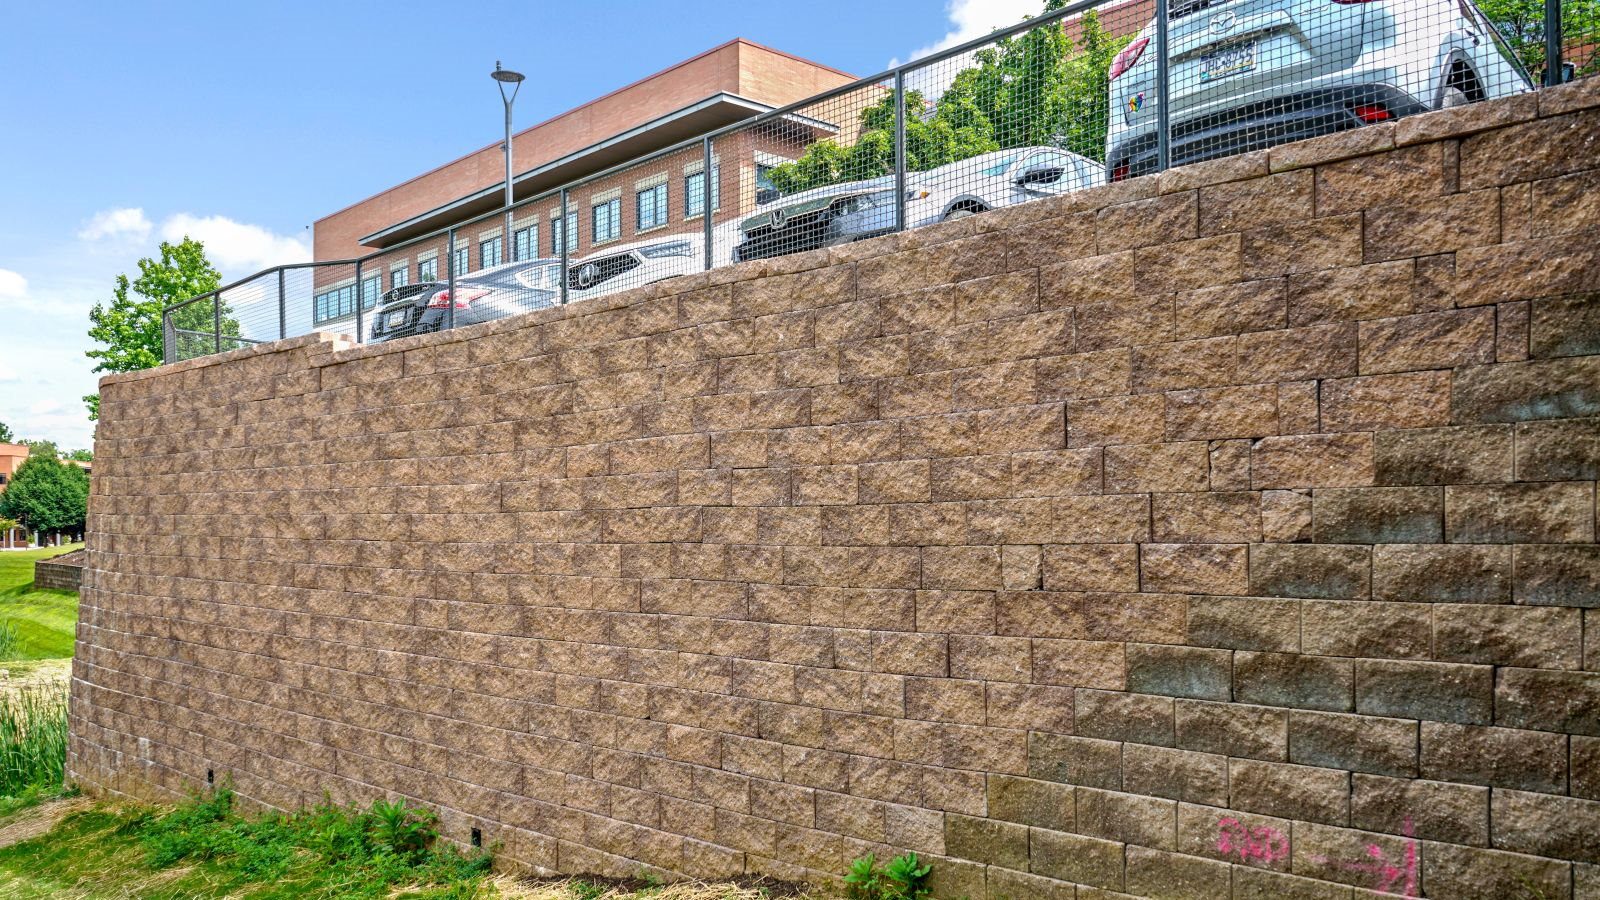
0 360 18 383
78 207 153 243
159 213 310 275
0 269 26 299
896 0 1041 66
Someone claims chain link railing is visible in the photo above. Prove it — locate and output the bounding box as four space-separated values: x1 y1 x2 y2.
164 0 1596 363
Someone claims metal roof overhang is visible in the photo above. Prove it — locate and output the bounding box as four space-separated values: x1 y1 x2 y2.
359 92 836 249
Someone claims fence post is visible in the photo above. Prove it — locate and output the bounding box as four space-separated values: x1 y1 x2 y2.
353 259 364 343
894 69 908 233
212 292 222 354
702 136 714 271
446 228 458 331
278 269 287 340
1155 0 1171 172
559 189 570 305
1545 0 1563 86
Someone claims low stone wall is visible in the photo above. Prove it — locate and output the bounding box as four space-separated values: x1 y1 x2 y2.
33 550 85 592
72 80 1600 899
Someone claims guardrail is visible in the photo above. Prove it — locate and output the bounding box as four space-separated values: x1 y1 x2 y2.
164 0 1596 363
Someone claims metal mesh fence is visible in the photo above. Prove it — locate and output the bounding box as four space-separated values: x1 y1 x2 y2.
164 0 1599 364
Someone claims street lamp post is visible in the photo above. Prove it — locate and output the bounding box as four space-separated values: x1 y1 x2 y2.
492 61 525 260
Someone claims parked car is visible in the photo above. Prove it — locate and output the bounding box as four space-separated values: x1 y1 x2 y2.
906 147 1106 222
733 146 1103 262
564 230 737 300
1104 0 1534 180
366 258 562 343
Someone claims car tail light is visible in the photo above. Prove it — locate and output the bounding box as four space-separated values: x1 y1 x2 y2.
1110 163 1131 182
1352 104 1393 122
427 288 488 309
1109 37 1150 81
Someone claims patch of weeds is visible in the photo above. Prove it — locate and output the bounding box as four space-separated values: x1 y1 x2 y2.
0 621 20 660
571 880 609 900
0 781 74 819
0 784 494 899
843 852 932 900
0 683 67 798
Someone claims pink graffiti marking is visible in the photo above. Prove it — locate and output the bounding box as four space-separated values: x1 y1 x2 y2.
1307 816 1420 899
1215 817 1290 863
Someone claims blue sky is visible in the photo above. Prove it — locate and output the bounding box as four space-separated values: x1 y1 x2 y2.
0 0 1041 450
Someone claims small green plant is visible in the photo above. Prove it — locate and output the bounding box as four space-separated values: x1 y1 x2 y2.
369 796 438 861
845 852 932 900
571 880 608 900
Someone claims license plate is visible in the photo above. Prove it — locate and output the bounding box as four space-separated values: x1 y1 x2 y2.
1200 39 1257 82
384 309 407 330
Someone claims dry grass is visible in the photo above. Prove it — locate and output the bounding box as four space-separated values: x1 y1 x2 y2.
488 876 830 900
0 794 91 849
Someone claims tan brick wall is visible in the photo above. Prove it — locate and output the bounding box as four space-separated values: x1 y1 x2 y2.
33 551 84 592
75 81 1600 898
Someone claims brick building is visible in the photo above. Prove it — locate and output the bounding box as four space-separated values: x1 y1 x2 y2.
0 442 25 489
310 40 870 333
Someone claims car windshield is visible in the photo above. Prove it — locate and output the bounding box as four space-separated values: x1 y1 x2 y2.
981 155 1018 176
514 265 562 292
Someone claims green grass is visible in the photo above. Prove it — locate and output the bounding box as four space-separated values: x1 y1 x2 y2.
0 543 81 660
0 788 495 900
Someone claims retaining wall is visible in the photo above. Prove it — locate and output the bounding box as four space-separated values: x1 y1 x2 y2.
72 80 1600 899
34 549 85 592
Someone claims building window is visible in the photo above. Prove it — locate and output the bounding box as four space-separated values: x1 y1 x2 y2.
391 267 409 289
313 283 357 323
361 275 381 310
480 236 503 269
418 257 438 282
592 198 621 244
513 224 538 261
551 212 577 256
636 183 668 231
453 245 470 276
756 163 778 195
686 166 720 218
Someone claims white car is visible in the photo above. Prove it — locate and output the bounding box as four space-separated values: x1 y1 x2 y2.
564 227 740 300
1104 0 1534 179
906 147 1106 223
734 146 1104 262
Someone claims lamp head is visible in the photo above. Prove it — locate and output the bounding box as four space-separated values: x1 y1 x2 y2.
492 61 525 83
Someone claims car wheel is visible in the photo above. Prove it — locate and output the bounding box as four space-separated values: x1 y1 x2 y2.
1439 85 1470 109
944 208 977 222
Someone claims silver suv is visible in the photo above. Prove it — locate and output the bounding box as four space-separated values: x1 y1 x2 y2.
1105 0 1534 179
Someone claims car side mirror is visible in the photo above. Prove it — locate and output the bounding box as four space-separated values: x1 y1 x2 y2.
1016 165 1064 187
755 187 780 205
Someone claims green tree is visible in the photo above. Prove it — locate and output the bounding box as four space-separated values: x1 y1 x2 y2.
84 237 234 419
65 449 93 462
763 1 1133 197
1477 0 1600 79
765 88 1000 195
0 422 12 443
21 440 58 459
0 455 88 543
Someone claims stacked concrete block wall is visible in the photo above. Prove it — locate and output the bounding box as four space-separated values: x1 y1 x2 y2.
33 550 85 592
73 81 1600 899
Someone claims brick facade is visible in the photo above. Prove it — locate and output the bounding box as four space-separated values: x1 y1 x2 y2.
76 81 1600 898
